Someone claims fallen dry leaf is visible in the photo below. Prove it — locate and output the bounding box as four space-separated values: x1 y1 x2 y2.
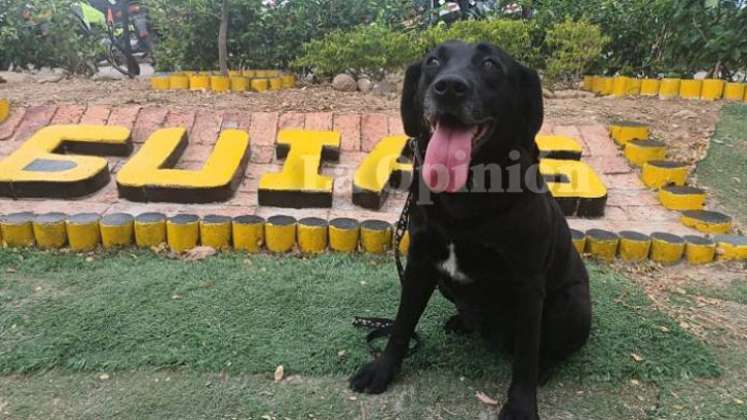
631 353 644 363
274 365 285 383
181 246 217 261
475 391 498 406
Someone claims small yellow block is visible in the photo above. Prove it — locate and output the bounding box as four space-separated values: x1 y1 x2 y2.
251 78 269 92
723 83 745 101
230 77 249 92
360 220 392 255
243 70 256 78
232 215 265 253
66 213 101 251
626 78 641 96
150 75 170 90
714 235 747 261
169 74 190 90
269 78 284 91
684 235 716 265
582 75 594 91
210 76 230 92
33 213 68 249
134 212 167 248
1 212 36 247
167 214 200 253
329 217 360 253
624 139 667 167
678 79 702 100
265 215 297 253
658 78 680 99
190 75 210 90
200 215 232 250
585 229 619 262
590 76 603 93
680 210 732 235
570 229 586 255
618 231 651 262
641 160 689 189
282 74 296 89
658 185 706 211
100 213 134 248
650 232 685 265
228 70 243 77
0 98 9 123
297 217 329 254
639 79 660 96
599 77 614 95
397 230 410 256
611 76 629 97
609 121 649 145
700 79 725 101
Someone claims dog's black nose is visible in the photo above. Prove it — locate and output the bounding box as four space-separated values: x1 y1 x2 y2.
433 76 470 99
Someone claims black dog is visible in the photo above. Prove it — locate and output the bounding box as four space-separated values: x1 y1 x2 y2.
350 41 592 420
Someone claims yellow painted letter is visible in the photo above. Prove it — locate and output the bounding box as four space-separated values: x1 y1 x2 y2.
353 135 413 209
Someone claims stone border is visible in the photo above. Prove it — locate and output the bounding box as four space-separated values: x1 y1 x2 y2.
150 70 295 93
584 76 747 102
1 211 745 264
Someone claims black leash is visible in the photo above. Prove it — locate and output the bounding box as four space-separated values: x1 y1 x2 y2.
353 138 422 357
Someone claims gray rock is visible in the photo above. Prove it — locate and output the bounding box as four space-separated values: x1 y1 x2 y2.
332 74 357 92
357 77 373 93
372 80 398 97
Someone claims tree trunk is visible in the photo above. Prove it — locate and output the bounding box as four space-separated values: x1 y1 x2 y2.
218 0 229 76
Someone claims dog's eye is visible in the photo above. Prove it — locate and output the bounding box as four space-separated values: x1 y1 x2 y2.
426 57 440 67
482 59 498 71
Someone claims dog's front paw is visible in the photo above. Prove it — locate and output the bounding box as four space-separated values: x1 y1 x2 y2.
349 358 399 394
498 402 539 420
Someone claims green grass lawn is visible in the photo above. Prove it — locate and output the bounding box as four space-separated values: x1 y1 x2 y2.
2 249 739 419
697 103 747 226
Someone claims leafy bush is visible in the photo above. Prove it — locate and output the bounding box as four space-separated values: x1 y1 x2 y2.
0 0 102 73
292 23 419 79
419 19 536 65
145 0 411 71
544 19 609 87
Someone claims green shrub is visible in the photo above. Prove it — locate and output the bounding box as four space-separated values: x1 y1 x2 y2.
544 19 609 87
0 0 102 74
419 19 536 65
292 23 419 79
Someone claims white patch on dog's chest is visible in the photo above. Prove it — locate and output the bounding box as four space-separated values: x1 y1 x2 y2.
437 243 471 284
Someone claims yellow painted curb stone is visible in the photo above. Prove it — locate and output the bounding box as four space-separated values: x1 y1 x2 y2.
329 218 360 253
230 77 249 92
650 232 685 265
658 78 680 99
0 98 9 123
251 78 269 92
167 214 200 253
200 215 232 250
624 139 666 167
723 83 745 101
32 213 67 249
134 212 167 248
684 235 716 265
680 210 732 235
66 213 101 251
150 75 170 90
1 212 35 247
297 217 329 254
100 213 135 248
639 79 660 96
641 160 689 189
210 76 230 92
700 79 725 101
190 75 210 90
626 78 641 96
169 74 190 90
265 215 296 253
360 220 392 255
585 229 619 261
611 76 629 97
658 185 706 211
609 121 649 145
232 215 265 253
618 231 651 262
678 79 702 100
714 235 747 261
570 229 586 255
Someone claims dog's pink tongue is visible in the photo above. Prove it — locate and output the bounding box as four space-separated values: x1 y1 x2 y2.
422 122 475 192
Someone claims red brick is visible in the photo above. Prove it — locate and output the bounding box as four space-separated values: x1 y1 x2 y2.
305 112 333 131
164 109 196 133
336 151 367 169
623 205 678 222
11 105 56 142
278 112 304 130
80 105 111 125
388 115 405 136
603 173 645 190
333 113 361 151
251 146 275 164
603 206 629 221
538 121 554 136
553 125 591 157
49 105 86 125
191 110 223 144
221 111 251 131
131 107 168 143
180 144 214 164
578 125 620 157
108 105 141 129
586 155 632 175
606 189 659 207
249 112 279 148
0 106 27 141
361 113 389 152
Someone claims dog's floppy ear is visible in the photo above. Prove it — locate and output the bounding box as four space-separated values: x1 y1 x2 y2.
401 62 423 137
518 64 543 160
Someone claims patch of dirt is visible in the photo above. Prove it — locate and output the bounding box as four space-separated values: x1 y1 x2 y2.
0 74 722 166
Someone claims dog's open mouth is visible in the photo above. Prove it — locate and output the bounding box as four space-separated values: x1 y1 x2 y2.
422 114 491 193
